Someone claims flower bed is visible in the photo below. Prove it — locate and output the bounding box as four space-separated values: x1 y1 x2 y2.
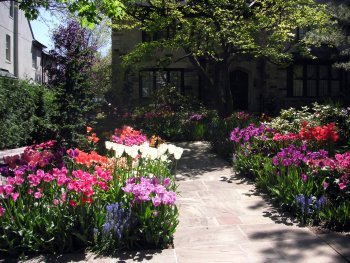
0 127 182 255
230 103 350 228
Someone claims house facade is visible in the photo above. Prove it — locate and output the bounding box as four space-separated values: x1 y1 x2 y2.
112 27 350 114
0 1 47 83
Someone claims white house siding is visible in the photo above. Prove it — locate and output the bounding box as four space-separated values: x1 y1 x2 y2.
0 1 14 73
0 2 44 83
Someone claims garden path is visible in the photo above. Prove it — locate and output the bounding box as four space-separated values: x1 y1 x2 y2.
20 142 350 262
173 141 350 263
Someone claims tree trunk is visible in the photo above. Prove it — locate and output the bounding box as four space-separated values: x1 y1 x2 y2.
213 61 233 117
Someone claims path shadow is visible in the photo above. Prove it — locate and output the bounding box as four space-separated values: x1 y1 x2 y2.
221 171 302 227
175 141 233 181
247 229 349 262
7 249 165 263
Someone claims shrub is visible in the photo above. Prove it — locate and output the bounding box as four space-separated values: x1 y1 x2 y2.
230 104 350 229
0 78 55 150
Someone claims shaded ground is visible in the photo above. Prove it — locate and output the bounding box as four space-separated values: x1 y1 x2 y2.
2 142 350 262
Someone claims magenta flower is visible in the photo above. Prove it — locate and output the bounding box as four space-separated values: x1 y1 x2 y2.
10 192 20 201
34 192 42 199
122 176 176 206
4 185 14 195
163 178 171 187
152 196 162 206
339 182 346 190
301 174 308 182
0 206 4 217
323 182 329 189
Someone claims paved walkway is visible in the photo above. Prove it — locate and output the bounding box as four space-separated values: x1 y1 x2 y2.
173 142 350 263
17 142 350 262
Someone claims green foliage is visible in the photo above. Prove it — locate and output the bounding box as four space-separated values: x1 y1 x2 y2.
305 2 350 71
116 0 330 114
0 78 55 149
11 0 125 25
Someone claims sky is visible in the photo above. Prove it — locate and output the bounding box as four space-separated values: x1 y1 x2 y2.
30 9 57 49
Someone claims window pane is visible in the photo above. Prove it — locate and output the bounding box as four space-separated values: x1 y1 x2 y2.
319 65 329 79
331 81 340 96
6 35 11 61
293 80 303 96
140 71 153 98
319 80 328 96
10 1 14 17
307 65 317 79
32 49 37 68
169 71 181 88
307 80 317 96
293 65 303 79
331 68 340 79
155 71 167 89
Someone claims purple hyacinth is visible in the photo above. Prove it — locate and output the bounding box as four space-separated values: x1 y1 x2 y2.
101 202 131 240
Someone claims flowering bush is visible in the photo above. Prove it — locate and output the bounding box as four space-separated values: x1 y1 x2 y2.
230 103 350 228
0 127 181 255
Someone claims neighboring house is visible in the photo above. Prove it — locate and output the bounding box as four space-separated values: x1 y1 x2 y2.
0 1 48 84
112 14 350 113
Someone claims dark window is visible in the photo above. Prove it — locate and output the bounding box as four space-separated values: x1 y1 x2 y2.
32 48 37 69
9 1 14 17
139 69 183 98
289 64 342 97
6 35 11 61
142 23 177 42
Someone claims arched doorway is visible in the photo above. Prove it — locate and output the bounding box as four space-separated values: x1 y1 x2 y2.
230 70 249 111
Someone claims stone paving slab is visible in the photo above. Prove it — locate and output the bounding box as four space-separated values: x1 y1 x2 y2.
0 147 26 161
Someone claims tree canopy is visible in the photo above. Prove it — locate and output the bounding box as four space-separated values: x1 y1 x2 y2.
115 0 330 113
0 0 124 25
306 2 350 70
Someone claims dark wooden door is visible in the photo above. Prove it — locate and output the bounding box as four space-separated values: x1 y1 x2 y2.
230 70 249 110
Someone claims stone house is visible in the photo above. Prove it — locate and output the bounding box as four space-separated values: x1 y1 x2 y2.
112 18 350 113
0 2 48 84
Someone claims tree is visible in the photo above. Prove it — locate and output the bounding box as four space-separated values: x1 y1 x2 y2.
46 20 97 146
115 0 330 114
0 0 124 25
306 2 350 71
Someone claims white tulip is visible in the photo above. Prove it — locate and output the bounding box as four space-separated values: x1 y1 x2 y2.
160 155 168 162
105 141 113 150
167 144 176 155
125 145 139 159
113 144 125 158
142 147 158 160
139 142 150 154
157 144 168 157
174 147 184 160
